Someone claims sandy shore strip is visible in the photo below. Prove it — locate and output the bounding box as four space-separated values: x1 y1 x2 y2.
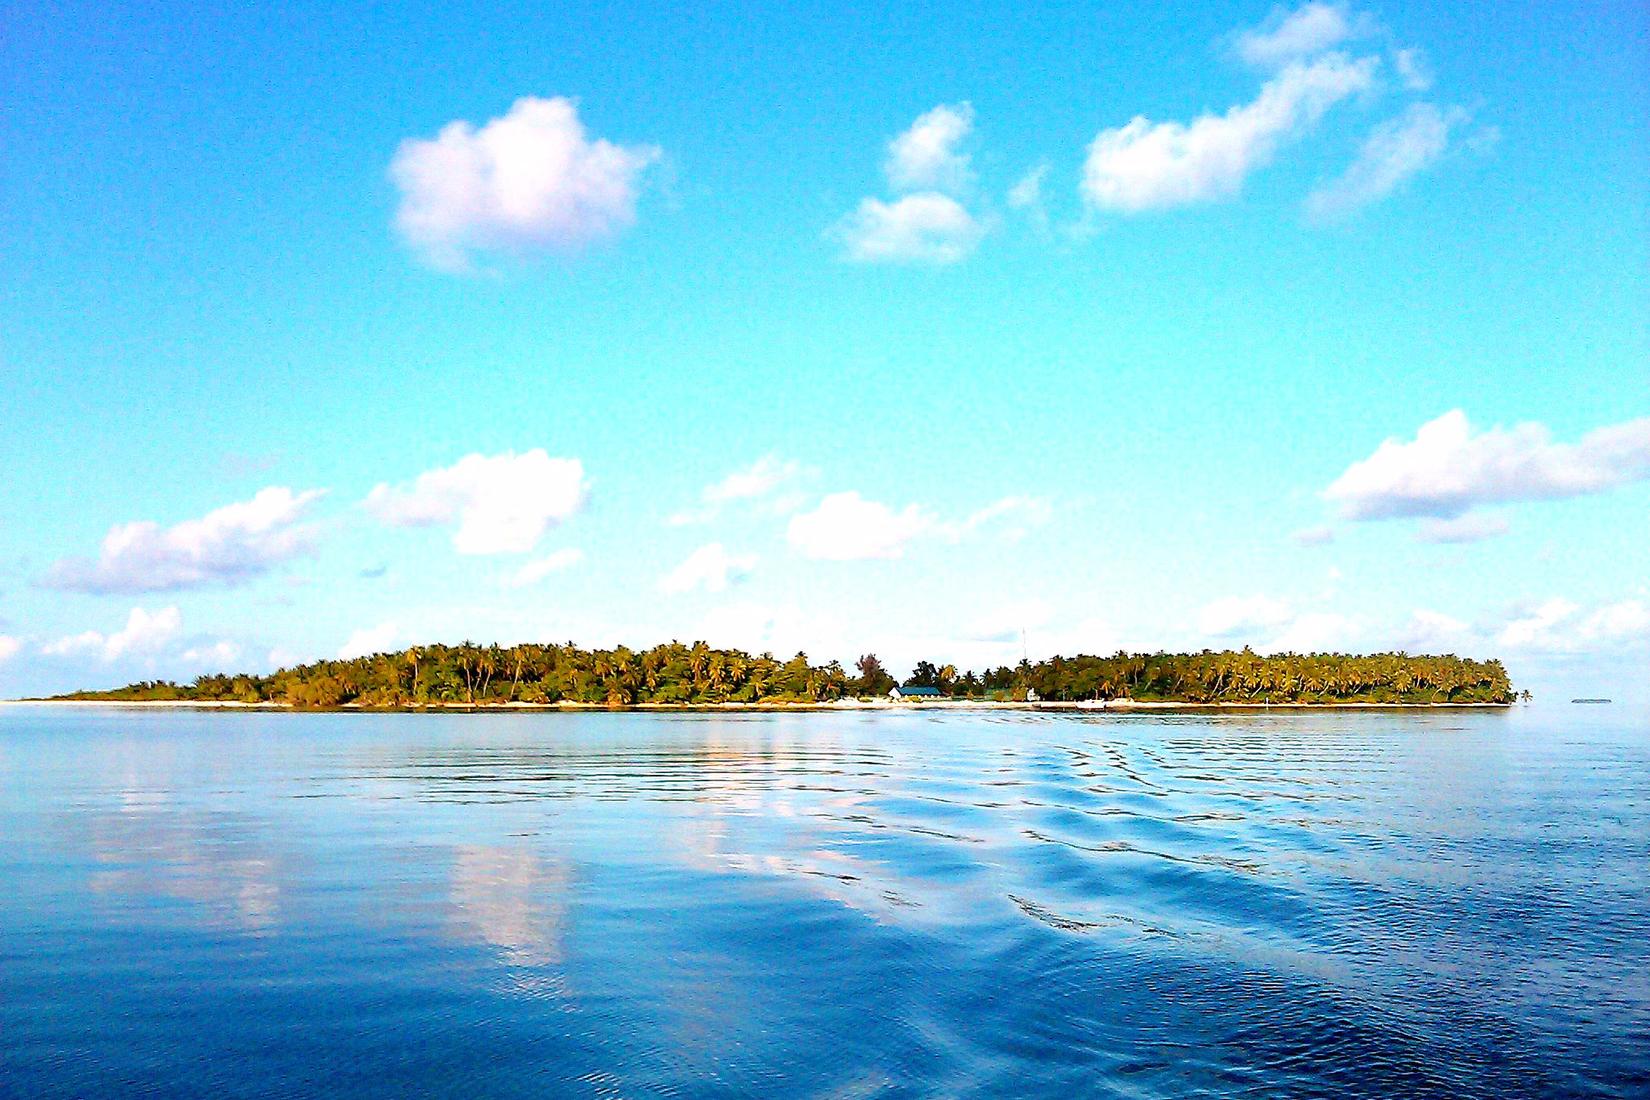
2 698 1514 711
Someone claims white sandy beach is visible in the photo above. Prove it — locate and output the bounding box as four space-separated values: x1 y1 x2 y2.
1 698 1514 711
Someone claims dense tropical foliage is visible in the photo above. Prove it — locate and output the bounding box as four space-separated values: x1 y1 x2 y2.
54 642 1517 707
911 650 1517 704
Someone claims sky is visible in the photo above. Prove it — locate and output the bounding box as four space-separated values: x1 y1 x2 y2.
2 1 1647 700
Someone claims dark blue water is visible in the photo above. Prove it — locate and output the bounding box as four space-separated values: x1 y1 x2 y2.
1 704 1645 1098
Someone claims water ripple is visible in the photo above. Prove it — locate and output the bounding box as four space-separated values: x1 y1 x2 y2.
0 704 1645 1097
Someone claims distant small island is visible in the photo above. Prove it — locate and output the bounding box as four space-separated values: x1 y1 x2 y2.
46 642 1519 708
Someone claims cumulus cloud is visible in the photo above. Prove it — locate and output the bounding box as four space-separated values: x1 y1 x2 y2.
704 454 803 505
43 607 182 662
390 96 660 271
1198 594 1295 637
694 601 819 659
338 622 399 660
1007 164 1049 210
1417 512 1509 544
785 491 1051 561
1585 600 1650 640
1497 598 1650 653
1193 599 1362 655
659 543 758 594
885 102 975 193
1400 608 1471 651
267 647 309 671
836 103 990 263
181 640 242 668
0 635 20 664
1306 102 1465 221
1325 411 1650 520
832 192 985 264
1393 47 1432 91
1006 163 1051 232
509 548 584 587
1233 2 1371 68
45 488 324 594
366 450 587 555
1263 611 1360 654
1496 599 1578 650
1082 53 1377 213
787 492 934 561
670 454 807 526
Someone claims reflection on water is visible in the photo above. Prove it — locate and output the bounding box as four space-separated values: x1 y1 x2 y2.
0 705 1646 1098
449 844 570 972
84 802 283 935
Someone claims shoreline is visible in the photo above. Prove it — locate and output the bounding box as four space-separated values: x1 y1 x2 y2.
1 698 1516 712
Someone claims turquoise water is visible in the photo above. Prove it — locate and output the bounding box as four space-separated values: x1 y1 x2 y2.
1 705 1645 1097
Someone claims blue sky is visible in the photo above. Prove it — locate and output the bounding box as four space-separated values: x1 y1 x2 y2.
2 1 1646 699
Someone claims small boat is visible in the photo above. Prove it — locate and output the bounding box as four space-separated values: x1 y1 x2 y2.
1571 698 1612 704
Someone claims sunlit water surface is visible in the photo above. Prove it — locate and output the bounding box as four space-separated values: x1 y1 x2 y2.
1 705 1645 1098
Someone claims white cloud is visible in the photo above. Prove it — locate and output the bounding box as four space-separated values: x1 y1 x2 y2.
46 488 324 594
267 647 309 671
886 102 975 194
1306 102 1465 221
963 599 1055 644
1325 410 1650 520
1263 611 1359 653
787 492 934 561
390 96 660 271
0 635 20 664
943 495 1054 542
1006 163 1051 232
1194 594 1367 655
783 491 1048 561
689 600 864 665
704 454 802 505
1584 600 1650 641
1291 525 1336 545
1082 53 1378 213
1234 3 1371 68
659 543 757 594
1007 164 1049 210
697 602 789 657
1393 47 1432 91
338 622 399 661
509 548 584 587
366 450 587 555
181 640 242 668
1466 125 1501 154
44 607 182 663
1497 598 1578 650
837 103 990 263
1198 595 1295 637
1417 512 1509 544
832 192 985 264
1497 598 1650 653
1321 565 1344 602
1400 608 1471 651
669 455 807 526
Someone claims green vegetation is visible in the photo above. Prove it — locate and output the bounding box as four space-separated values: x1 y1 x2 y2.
912 651 1517 704
52 642 1518 707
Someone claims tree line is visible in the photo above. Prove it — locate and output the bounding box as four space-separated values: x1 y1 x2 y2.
54 641 1518 707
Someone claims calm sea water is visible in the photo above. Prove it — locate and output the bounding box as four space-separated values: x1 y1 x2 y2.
1 704 1645 1099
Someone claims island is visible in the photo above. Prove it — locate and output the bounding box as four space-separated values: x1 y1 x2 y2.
47 643 1519 708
